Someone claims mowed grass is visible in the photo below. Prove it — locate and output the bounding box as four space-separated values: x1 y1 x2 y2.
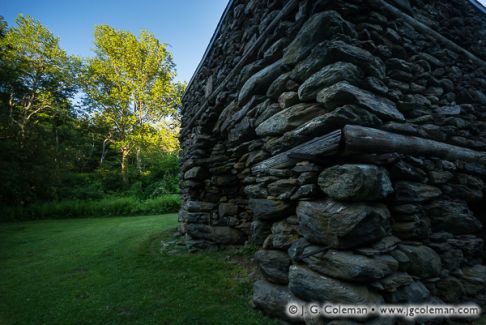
0 214 274 325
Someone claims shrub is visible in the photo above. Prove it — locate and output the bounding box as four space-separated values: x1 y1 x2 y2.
0 194 180 221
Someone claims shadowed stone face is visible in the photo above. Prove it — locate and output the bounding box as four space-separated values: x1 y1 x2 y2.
296 199 391 249
180 0 486 320
298 61 363 102
316 81 405 120
318 164 393 201
288 265 384 304
282 11 357 66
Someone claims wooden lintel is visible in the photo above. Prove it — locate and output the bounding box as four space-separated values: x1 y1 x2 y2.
342 125 486 164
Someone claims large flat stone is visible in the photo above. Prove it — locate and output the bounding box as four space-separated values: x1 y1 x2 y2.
271 220 299 250
394 181 442 202
301 246 398 282
318 164 393 201
256 103 324 137
238 59 285 104
387 281 430 303
255 250 291 284
248 199 293 221
253 280 301 322
298 62 363 102
186 224 246 245
249 220 272 245
316 81 404 121
325 40 386 79
427 200 482 234
288 266 384 304
296 199 390 249
272 105 382 154
184 166 208 180
282 11 356 66
398 244 442 278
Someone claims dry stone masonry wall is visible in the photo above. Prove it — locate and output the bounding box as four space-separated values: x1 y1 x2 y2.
179 0 486 323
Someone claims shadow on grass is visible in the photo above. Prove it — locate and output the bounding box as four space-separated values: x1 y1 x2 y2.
0 214 275 325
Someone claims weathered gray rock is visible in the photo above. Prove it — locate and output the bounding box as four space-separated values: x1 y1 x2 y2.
298 62 363 102
273 105 382 153
392 216 431 240
387 281 430 303
278 91 299 109
436 276 465 302
394 181 442 202
185 200 215 212
356 236 401 257
427 200 482 234
374 272 413 292
318 164 393 201
250 220 272 245
180 211 209 224
434 105 461 115
316 81 404 121
447 174 484 201
296 199 390 249
255 250 291 284
268 179 299 200
301 246 398 282
256 103 324 137
227 116 255 144
244 183 268 198
282 11 357 66
252 280 300 322
460 264 486 296
238 59 285 104
289 266 384 304
288 238 312 262
218 202 238 217
291 41 329 82
325 41 386 78
184 166 208 180
290 184 318 200
448 235 484 261
271 220 299 250
266 72 298 99
248 199 292 221
186 224 246 245
389 160 427 182
398 244 442 278
429 242 463 271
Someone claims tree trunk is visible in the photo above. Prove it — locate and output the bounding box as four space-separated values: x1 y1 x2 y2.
121 147 129 184
136 147 142 174
100 138 110 167
19 124 26 150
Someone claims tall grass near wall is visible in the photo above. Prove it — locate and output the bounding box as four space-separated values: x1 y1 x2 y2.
0 194 180 221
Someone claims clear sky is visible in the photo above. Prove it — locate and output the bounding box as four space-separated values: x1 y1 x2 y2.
1 0 485 82
1 0 228 83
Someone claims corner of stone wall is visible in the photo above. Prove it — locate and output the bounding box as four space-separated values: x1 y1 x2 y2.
180 0 486 323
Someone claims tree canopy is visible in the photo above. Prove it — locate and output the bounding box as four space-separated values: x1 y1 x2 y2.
81 25 185 182
0 15 183 206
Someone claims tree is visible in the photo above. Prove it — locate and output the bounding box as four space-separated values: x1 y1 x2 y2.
81 25 184 183
0 15 79 146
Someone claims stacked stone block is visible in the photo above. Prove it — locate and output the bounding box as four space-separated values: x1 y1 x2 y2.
179 0 486 323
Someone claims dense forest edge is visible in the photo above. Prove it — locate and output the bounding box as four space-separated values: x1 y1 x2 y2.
0 15 185 221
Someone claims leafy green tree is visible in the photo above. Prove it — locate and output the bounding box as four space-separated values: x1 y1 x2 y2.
81 25 184 183
0 15 86 204
0 14 79 146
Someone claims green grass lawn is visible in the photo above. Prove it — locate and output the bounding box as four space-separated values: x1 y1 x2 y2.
0 214 274 325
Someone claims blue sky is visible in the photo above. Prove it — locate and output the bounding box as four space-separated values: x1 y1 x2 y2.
1 0 228 83
2 0 485 82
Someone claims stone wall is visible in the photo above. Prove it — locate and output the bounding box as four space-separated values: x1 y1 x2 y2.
179 0 486 322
